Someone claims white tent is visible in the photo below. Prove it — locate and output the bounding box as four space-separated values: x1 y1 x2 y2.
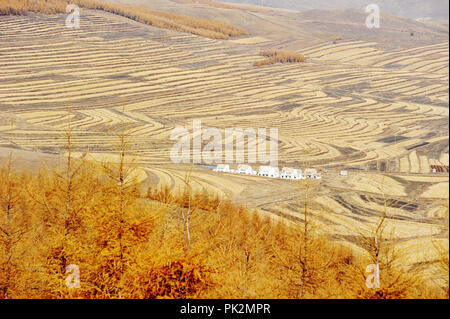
237 164 255 175
280 167 304 179
214 164 230 173
304 168 322 179
258 166 280 178
304 168 317 178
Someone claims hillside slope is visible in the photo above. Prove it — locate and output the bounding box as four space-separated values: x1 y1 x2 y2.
218 0 450 20
109 0 448 50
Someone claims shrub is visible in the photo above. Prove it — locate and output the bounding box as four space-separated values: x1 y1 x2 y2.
0 0 248 39
254 50 306 66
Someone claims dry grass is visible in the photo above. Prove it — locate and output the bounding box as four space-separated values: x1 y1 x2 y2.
0 0 66 15
0 0 248 39
254 50 306 66
331 35 344 41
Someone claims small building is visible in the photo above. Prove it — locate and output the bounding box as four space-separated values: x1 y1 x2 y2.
304 168 322 179
304 168 317 178
340 170 348 176
280 167 304 180
258 166 280 178
237 164 255 175
214 164 230 173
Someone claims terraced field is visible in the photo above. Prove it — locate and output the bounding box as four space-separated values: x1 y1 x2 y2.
0 9 448 267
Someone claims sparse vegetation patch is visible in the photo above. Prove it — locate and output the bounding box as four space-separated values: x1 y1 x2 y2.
254 50 306 66
0 0 248 39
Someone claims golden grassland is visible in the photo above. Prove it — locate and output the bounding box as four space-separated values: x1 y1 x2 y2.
0 0 248 39
0 12 447 172
254 50 306 66
0 0 66 14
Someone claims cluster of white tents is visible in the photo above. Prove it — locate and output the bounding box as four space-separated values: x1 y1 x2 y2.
213 164 322 180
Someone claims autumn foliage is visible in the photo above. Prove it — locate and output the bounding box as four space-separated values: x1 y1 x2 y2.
0 158 447 298
254 50 306 66
0 0 248 39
